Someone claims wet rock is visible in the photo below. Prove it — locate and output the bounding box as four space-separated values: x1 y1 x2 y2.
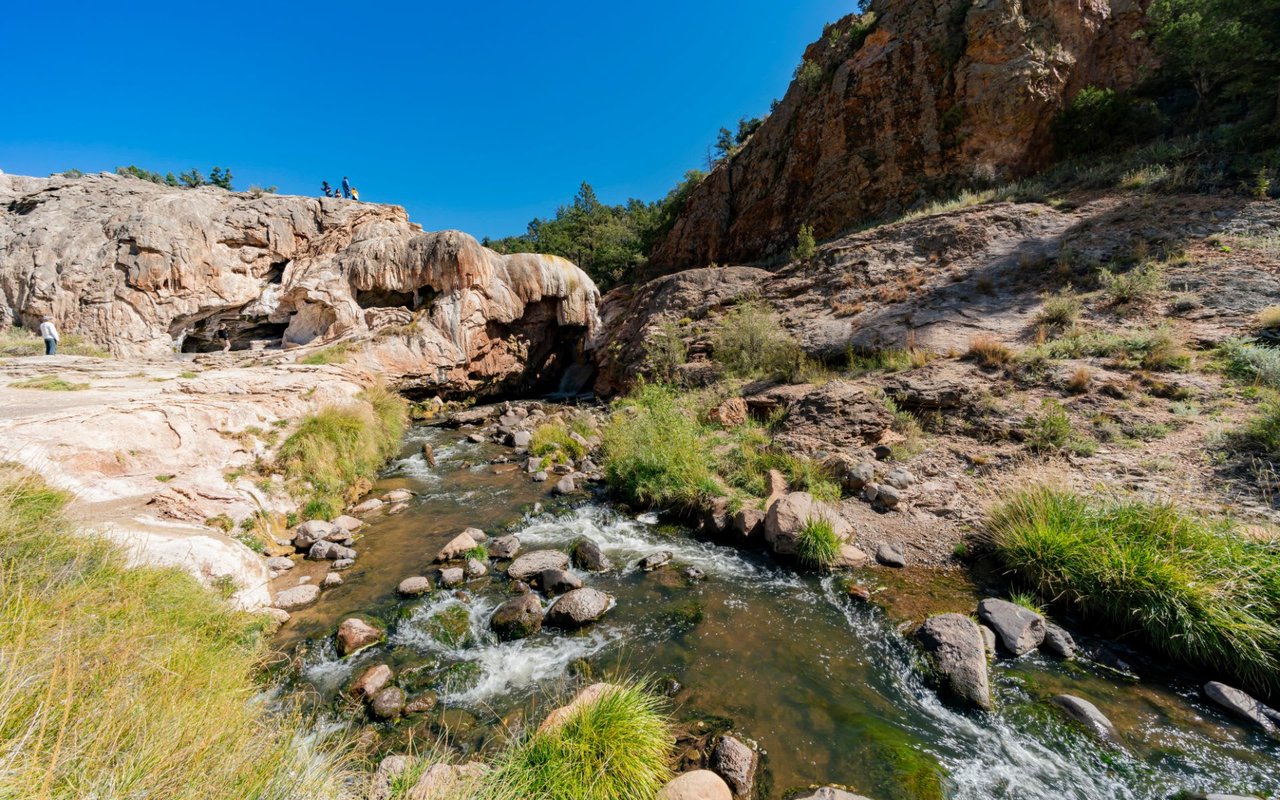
510 580 531 594
464 558 487 578
552 463 575 475
682 566 707 581
834 543 870 568
876 542 906 568
916 613 992 710
539 568 583 595
640 551 674 571
511 430 532 449
979 625 997 657
1053 695 1118 742
488 535 520 559
791 789 875 800
293 519 338 548
1203 682 1279 734
265 556 295 571
546 587 613 628
387 502 409 515
352 498 384 514
467 432 486 443
763 492 852 557
337 617 383 656
332 514 364 532
462 526 487 543
405 693 438 714
438 567 465 588
977 598 1046 657
846 584 872 602
572 538 613 572
711 735 758 798
332 557 355 570
884 468 916 490
731 508 765 540
274 584 320 610
508 550 571 582
701 496 732 536
552 474 577 495
533 471 549 482
845 461 877 494
490 594 544 640
422 442 437 466
657 770 732 800
351 664 393 699
435 530 479 562
398 576 432 596
525 456 542 473
370 686 406 720
322 571 343 588
1177 794 1265 800
384 489 414 503
308 540 357 561
1042 623 1077 659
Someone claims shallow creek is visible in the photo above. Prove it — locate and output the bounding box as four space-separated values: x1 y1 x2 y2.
277 425 1280 799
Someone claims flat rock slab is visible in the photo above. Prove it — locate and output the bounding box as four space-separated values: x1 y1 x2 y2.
488 535 520 559
435 531 478 562
1053 694 1118 742
397 576 432 596
274 584 320 610
508 550 571 582
546 587 613 628
791 789 876 800
977 598 1045 656
1204 682 1279 734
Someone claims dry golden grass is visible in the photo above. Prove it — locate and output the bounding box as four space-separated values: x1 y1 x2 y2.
1259 306 1280 331
967 335 1015 368
1066 366 1093 394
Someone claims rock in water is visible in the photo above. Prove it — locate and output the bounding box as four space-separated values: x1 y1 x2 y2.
488 535 520 559
1042 622 1077 659
657 771 732 800
552 474 577 495
435 531 478 562
274 584 320 610
545 588 613 628
1052 695 1118 742
977 598 1046 656
397 576 432 596
332 514 364 532
438 567 465 588
322 572 343 587
538 568 583 595
1203 682 1279 734
572 538 613 572
370 687 406 720
350 664 393 699
791 790 875 800
336 617 383 656
490 594 544 640
639 551 674 571
876 542 906 568
710 735 758 798
507 550 571 582
916 613 992 710
422 442 437 466
293 519 339 549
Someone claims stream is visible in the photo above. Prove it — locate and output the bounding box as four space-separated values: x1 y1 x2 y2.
276 423 1280 800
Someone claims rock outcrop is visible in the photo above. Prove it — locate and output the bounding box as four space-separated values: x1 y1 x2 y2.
1 172 598 397
647 0 1154 272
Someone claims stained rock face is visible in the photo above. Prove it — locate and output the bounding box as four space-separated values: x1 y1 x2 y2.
646 0 1154 272
0 172 599 396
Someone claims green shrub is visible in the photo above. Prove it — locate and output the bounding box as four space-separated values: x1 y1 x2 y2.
1031 325 1189 371
482 683 673 800
1024 399 1072 452
276 385 407 519
988 488 1280 693
790 223 817 262
1220 339 1280 388
794 59 824 92
0 467 351 798
1231 397 1280 458
601 384 718 509
1036 288 1082 329
298 342 353 366
712 301 802 381
644 320 687 383
1099 262 1164 307
1051 86 1163 158
531 423 587 461
846 347 927 375
0 328 109 358
796 518 840 569
719 423 841 503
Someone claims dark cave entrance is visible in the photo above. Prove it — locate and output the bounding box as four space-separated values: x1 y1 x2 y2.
178 316 290 353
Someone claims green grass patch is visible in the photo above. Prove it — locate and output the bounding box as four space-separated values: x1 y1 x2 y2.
988 487 1280 693
601 384 719 509
297 342 354 366
276 384 407 520
8 374 90 391
531 423 587 461
1230 396 1280 459
1026 325 1190 371
1218 339 1280 389
0 466 350 798
480 683 673 800
712 300 802 381
719 422 841 503
796 518 840 569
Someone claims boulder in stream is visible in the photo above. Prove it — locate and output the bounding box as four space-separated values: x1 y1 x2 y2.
657 770 732 800
337 617 384 656
539 568 583 595
508 550 571 582
351 664 393 699
572 538 613 572
977 598 1045 657
1042 622 1077 659
293 519 339 548
1203 682 1279 734
791 790 875 800
545 587 613 628
711 735 758 798
438 567 465 588
488 535 520 559
490 594 544 640
1052 694 1119 743
370 686 406 720
274 584 320 610
639 551 674 571
552 474 577 495
397 576 432 596
763 492 852 557
916 613 992 710
875 542 906 568
435 530 479 562
332 514 363 532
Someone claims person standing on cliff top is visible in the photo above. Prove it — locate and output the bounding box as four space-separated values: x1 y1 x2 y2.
350 186 360 202
341 176 351 199
321 180 333 197
38 317 59 356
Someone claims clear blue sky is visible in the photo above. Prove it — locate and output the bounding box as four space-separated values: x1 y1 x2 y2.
1 1 849 239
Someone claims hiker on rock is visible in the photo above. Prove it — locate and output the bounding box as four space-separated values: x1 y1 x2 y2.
350 186 360 202
321 180 333 197
38 317 59 356
216 323 231 352
341 176 351 199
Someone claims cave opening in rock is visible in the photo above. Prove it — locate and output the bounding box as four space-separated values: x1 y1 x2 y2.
354 287 437 310
179 317 289 353
264 261 287 284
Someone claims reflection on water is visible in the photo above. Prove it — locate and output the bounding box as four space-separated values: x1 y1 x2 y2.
277 425 1280 799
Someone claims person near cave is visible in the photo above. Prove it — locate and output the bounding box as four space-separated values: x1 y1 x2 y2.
341 176 351 199
216 323 231 352
38 317 59 356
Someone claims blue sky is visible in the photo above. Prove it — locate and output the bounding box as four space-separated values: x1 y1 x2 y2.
1 1 849 238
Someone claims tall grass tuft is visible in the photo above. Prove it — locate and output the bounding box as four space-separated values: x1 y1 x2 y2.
480 683 673 800
1231 397 1280 459
1218 339 1280 389
712 300 803 381
276 384 408 519
988 487 1280 693
795 518 840 569
0 466 351 799
8 375 90 391
601 383 719 509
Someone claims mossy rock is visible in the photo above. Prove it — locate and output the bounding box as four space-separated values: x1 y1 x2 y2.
426 605 473 648
855 717 948 800
427 660 483 694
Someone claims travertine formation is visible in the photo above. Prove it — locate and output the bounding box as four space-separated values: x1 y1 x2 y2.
647 0 1154 272
0 171 598 395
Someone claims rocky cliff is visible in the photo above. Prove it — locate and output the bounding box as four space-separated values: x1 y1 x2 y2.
0 172 598 396
647 0 1155 273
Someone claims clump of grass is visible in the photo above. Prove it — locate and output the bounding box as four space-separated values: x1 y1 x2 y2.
1065 366 1093 394
1008 591 1044 615
1037 288 1082 329
481 683 673 800
719 422 841 503
0 328 109 358
464 544 489 562
988 487 1280 693
1030 325 1190 371
884 396 926 462
1139 329 1193 371
846 347 930 375
644 319 687 383
1099 261 1164 307
298 341 354 366
276 384 407 519
1218 339 1280 389
796 517 840 569
1024 399 1072 452
1230 397 1280 459
966 335 1015 368
0 466 351 798
531 423 587 462
1259 306 1280 331
601 383 719 510
9 374 90 391
712 300 803 381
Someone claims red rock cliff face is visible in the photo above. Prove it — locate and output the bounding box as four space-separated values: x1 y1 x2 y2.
646 0 1154 275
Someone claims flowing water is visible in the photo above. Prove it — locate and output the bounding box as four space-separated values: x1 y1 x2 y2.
277 425 1280 799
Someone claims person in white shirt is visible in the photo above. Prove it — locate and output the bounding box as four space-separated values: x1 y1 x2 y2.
38 317 60 356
